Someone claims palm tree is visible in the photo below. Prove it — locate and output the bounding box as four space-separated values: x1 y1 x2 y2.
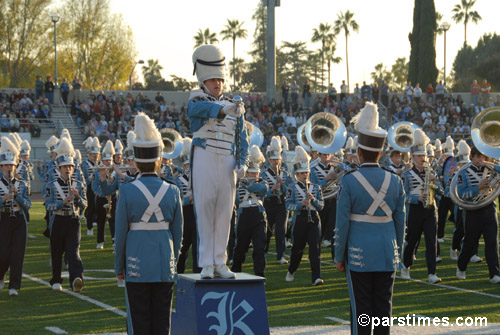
435 11 443 46
311 23 335 89
142 59 163 84
324 43 342 85
220 19 247 91
451 0 482 45
193 28 219 48
334 10 359 93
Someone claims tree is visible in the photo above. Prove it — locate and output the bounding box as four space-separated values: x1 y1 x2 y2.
311 23 335 88
220 19 247 91
390 57 409 92
0 0 53 87
241 1 266 92
408 0 438 89
334 11 359 93
229 57 245 90
324 43 342 85
193 28 218 48
142 59 163 89
371 63 393 85
452 0 482 45
171 75 196 92
277 41 312 87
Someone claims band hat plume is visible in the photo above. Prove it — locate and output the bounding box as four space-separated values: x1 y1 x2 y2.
351 102 387 152
8 133 22 149
434 138 442 152
192 45 226 87
114 139 124 155
83 137 101 154
133 112 163 163
124 131 136 160
55 137 75 167
75 149 82 163
180 137 192 165
267 136 282 160
352 136 359 156
411 128 430 156
426 144 435 158
60 128 72 142
248 145 265 173
293 145 311 174
0 137 19 165
281 136 289 151
20 140 31 156
101 140 115 161
443 136 455 156
457 139 471 164
46 135 59 153
345 137 355 155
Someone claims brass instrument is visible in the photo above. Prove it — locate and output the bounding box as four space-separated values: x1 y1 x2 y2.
238 176 260 188
387 121 419 153
160 128 183 159
423 162 437 209
450 107 500 210
244 121 264 147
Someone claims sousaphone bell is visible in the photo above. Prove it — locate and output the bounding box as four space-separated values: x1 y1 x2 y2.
160 128 183 159
387 121 419 153
304 112 346 154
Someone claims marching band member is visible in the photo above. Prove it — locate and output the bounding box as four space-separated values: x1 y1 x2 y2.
40 135 59 237
92 140 115 249
0 137 31 296
262 136 290 264
401 129 442 284
45 138 87 292
18 140 34 191
114 112 183 334
73 150 85 184
188 44 249 279
285 146 324 286
456 146 500 283
344 136 360 170
231 145 269 277
437 136 455 244
123 131 139 178
175 138 201 274
386 149 405 175
433 139 442 167
280 135 290 172
334 102 405 335
109 139 124 244
82 137 100 236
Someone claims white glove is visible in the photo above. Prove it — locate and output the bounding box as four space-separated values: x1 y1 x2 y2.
235 105 246 117
236 165 247 179
222 103 237 117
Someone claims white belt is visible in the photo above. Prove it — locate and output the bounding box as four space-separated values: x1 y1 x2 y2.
239 199 263 208
350 214 392 223
129 222 170 231
53 209 76 216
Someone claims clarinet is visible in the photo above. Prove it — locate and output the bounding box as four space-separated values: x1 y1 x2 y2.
8 170 16 218
233 96 243 170
306 180 314 224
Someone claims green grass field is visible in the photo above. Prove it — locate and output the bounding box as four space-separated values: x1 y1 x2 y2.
0 202 499 334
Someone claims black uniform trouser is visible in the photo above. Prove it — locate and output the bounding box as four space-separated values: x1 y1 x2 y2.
126 281 174 335
320 197 336 242
227 208 236 261
177 204 201 274
452 208 480 254
95 196 108 244
437 196 454 238
231 207 267 277
288 211 322 283
109 195 117 240
50 215 83 287
403 204 437 274
458 205 500 278
264 198 287 259
348 270 395 335
0 213 27 290
85 185 96 230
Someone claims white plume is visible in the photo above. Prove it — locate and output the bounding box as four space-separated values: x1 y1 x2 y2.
345 137 354 150
293 145 310 164
444 136 455 151
457 139 470 156
45 135 59 149
92 137 101 150
0 137 19 156
82 137 93 148
268 136 282 153
249 145 265 165
55 138 75 157
75 149 82 162
126 131 136 149
351 102 380 132
60 128 72 142
434 138 442 149
134 112 163 148
413 128 430 147
114 139 124 152
20 140 31 151
102 140 115 155
426 144 435 155
181 137 192 157
8 133 21 147
353 135 358 148
281 136 289 151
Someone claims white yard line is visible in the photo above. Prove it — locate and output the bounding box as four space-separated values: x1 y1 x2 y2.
45 326 68 334
325 317 350 325
22 273 127 317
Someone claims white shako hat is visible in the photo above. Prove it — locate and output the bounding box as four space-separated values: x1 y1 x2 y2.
180 137 192 165
101 140 115 161
46 135 59 153
75 149 82 164
83 137 101 154
426 144 435 158
0 137 19 165
281 136 289 152
55 137 75 167
351 102 387 152
292 145 311 173
434 139 442 152
133 112 164 163
248 145 265 173
20 140 31 156
267 136 282 160
124 131 136 161
442 136 455 156
335 148 345 161
114 139 124 155
192 45 226 87
411 129 430 156
457 139 471 164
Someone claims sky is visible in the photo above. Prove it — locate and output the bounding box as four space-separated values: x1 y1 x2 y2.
109 0 498 90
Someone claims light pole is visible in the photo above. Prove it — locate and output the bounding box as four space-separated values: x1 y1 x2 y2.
440 22 451 89
50 13 60 88
129 60 144 90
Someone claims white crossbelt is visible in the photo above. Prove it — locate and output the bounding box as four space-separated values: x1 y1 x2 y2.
350 171 392 223
130 222 169 230
0 180 21 211
131 179 170 228
295 183 314 210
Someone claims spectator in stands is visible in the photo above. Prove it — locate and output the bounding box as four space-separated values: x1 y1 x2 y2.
1 114 10 131
9 113 19 132
481 79 491 102
470 79 480 106
290 81 299 107
404 81 413 103
41 104 51 122
361 81 372 101
44 76 55 104
281 80 290 108
60 78 70 105
35 75 44 99
414 83 422 103
372 83 380 103
303 80 311 108
435 80 445 102
71 75 82 102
